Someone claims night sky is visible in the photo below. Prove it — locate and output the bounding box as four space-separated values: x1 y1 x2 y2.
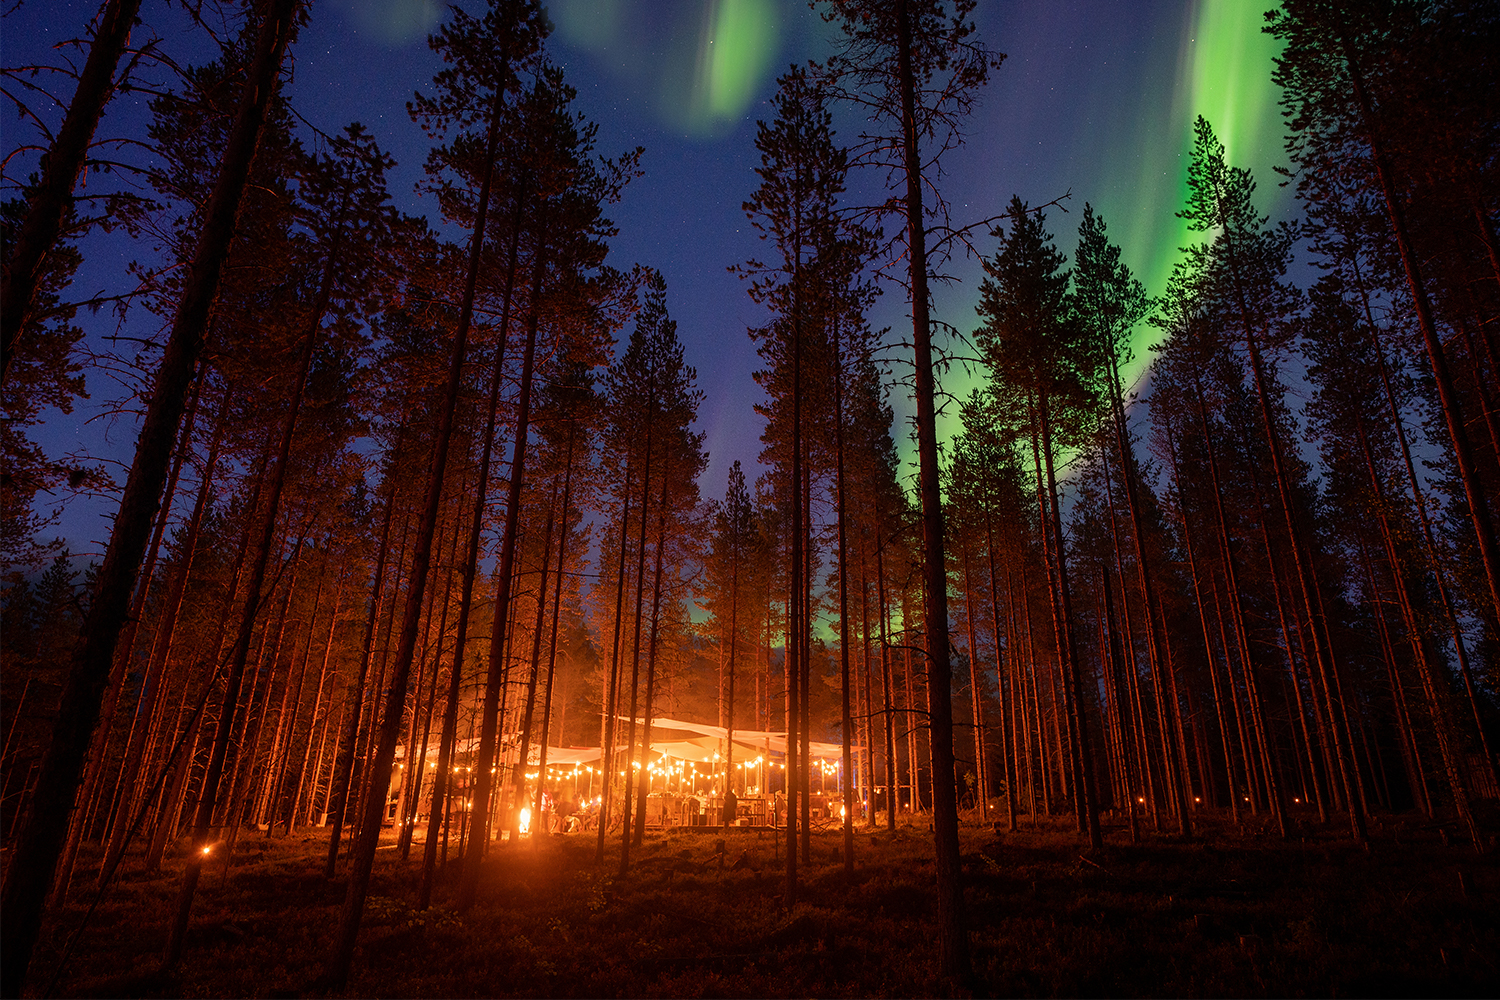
13 0 1291 555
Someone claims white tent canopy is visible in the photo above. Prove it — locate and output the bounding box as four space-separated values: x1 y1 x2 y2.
623 717 845 761
398 718 851 771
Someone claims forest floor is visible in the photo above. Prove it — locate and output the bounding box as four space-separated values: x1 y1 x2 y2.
23 808 1500 998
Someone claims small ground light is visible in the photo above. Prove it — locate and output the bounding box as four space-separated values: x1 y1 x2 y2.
202 845 212 855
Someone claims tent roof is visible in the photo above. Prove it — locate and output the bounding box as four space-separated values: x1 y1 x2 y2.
397 717 850 770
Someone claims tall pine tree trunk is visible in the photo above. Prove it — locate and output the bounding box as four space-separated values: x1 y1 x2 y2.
326 59 514 985
893 0 969 975
457 206 548 908
1 0 144 375
0 3 300 984
419 181 526 904
1340 33 1500 622
594 454 633 865
324 424 402 877
533 423 578 841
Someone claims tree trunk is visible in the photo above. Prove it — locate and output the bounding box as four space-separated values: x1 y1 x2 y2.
1099 568 1140 841
288 580 341 835
594 454 633 865
55 381 200 898
419 181 525 902
517 479 561 837
400 495 465 859
1356 422 1481 848
1190 382 1287 835
5 0 300 971
533 423 578 843
1356 537 1429 816
457 202 548 909
324 423 403 878
1215 170 1366 843
960 542 988 821
99 407 226 880
986 528 1018 832
326 55 514 985
1340 32 1500 623
1107 354 1187 834
893 0 969 977
876 529 896 832
1037 391 1102 850
1 0 144 376
617 373 656 878
632 457 674 847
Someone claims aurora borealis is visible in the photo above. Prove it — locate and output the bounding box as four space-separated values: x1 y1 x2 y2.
18 0 1292 542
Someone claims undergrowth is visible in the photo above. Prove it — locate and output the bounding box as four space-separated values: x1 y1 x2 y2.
22 810 1500 998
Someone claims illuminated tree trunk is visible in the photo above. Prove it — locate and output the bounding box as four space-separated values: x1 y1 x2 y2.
222 542 302 857
325 420 403 878
960 542 988 819
632 457 673 847
261 565 327 834
459 206 548 907
517 479 560 836
103 408 227 876
287 578 341 835
834 333 855 868
1164 421 1240 823
1018 561 1049 818
1106 353 1188 835
420 180 526 902
1362 306 1496 790
1191 380 1287 836
1097 453 1148 833
594 454 633 865
617 385 654 877
984 523 1017 832
1099 569 1140 841
1340 33 1500 623
327 38 519 979
56 382 200 898
1356 422 1480 848
533 424 578 840
875 530 896 832
401 506 463 858
1355 538 1429 817
1037 391 1102 849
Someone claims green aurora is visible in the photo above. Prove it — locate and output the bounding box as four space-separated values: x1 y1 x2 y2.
551 1 1291 479
928 1 1290 465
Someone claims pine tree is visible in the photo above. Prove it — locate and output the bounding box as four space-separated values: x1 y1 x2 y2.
977 196 1105 849
819 3 1004 975
2 0 144 377
325 2 548 983
1175 116 1365 844
0 2 302 990
1268 0 1500 625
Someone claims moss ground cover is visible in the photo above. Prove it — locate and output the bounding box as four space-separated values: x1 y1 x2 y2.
24 811 1500 997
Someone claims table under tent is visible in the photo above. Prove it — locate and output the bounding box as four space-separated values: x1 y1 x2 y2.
388 717 853 838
